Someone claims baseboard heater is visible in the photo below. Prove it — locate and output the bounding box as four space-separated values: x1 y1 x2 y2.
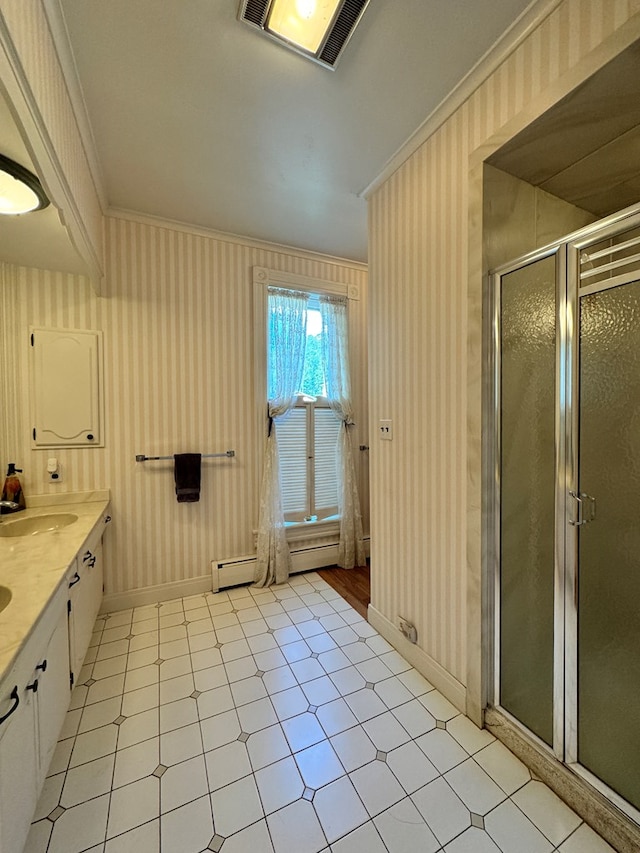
212 537 370 592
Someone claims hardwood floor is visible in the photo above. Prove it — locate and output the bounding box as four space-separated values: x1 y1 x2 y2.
316 563 370 620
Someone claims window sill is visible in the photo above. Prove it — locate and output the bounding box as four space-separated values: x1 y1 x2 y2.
285 516 340 542
252 517 341 546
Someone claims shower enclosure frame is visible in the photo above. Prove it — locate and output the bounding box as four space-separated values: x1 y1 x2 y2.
485 200 640 826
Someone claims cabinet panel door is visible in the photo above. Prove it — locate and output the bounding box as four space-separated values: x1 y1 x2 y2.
68 542 103 686
36 611 71 778
0 683 38 853
31 327 103 447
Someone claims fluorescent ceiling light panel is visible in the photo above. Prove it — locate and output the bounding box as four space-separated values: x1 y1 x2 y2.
239 0 370 69
267 0 341 53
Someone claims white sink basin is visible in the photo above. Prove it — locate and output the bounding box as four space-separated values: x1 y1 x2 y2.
0 513 78 538
0 586 10 613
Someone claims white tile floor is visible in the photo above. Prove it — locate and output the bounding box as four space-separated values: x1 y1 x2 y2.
24 572 615 853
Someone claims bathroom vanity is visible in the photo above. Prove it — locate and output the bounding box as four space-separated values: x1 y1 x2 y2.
0 493 110 853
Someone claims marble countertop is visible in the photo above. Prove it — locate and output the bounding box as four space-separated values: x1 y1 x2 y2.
0 491 110 682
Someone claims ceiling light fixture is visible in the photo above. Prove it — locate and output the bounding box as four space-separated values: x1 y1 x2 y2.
0 154 49 215
239 0 370 69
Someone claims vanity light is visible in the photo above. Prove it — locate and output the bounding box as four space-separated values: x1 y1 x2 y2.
239 0 370 68
0 154 50 215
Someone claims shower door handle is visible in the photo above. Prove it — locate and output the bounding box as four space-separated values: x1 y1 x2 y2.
569 490 596 526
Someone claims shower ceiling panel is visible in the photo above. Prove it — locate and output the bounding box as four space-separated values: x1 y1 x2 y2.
487 39 640 218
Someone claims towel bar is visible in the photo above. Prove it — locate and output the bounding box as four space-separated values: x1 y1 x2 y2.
135 451 235 462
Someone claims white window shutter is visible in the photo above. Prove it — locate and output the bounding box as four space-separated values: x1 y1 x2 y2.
314 407 340 514
275 408 308 516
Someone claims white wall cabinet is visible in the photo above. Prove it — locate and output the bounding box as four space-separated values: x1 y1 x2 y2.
0 590 69 853
30 327 103 447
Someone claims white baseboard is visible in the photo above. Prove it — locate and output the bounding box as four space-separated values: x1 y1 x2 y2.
367 604 467 714
101 574 212 613
212 537 370 592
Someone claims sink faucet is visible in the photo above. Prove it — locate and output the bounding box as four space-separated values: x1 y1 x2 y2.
0 500 19 520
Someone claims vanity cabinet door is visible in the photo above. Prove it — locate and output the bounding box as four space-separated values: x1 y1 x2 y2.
68 530 104 687
36 604 71 776
0 592 70 852
0 676 38 853
0 637 44 853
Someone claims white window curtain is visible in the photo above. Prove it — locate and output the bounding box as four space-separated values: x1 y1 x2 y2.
254 288 309 587
320 295 366 569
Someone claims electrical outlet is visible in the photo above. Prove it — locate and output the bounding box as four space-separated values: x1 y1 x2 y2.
47 457 62 483
398 616 417 644
379 419 393 440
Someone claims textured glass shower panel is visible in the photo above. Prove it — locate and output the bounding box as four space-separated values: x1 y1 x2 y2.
578 281 640 810
500 256 556 747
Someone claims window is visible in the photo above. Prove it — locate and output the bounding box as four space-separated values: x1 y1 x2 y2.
268 294 342 523
253 266 364 584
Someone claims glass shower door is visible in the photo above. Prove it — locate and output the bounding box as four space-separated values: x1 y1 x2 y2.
498 252 558 747
574 279 640 812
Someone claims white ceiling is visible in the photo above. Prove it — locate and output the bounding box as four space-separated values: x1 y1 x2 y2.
1 0 536 268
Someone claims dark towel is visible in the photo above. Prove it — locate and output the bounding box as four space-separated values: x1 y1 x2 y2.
174 453 202 503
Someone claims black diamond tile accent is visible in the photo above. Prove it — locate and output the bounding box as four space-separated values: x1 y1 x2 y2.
84 677 96 687
365 682 375 690
302 787 315 801
113 715 127 726
155 603 162 609
154 658 165 666
358 637 367 643
190 690 202 699
310 652 319 659
152 764 168 778
436 719 446 730
215 642 223 649
237 732 250 743
125 633 135 640
47 805 66 822
376 750 387 761
471 813 485 829
209 835 225 852
182 620 190 626
308 705 318 714
266 628 275 634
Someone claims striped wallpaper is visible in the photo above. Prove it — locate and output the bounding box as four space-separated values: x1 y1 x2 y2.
368 0 640 710
1 216 368 596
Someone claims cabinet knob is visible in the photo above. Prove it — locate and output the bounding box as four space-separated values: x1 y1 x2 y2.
36 660 47 673
26 679 39 693
0 686 19 725
86 434 94 441
68 572 81 588
83 551 93 563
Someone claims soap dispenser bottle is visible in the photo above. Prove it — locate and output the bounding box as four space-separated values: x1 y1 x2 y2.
1 463 26 513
